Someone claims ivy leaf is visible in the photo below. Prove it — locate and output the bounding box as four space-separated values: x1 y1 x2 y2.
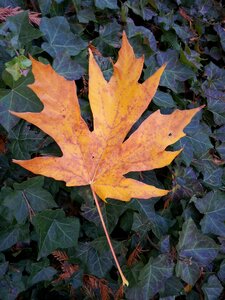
2 176 57 223
126 254 174 299
94 0 118 10
176 260 200 286
0 268 25 300
8 121 47 159
218 260 225 282
202 275 223 300
93 20 121 53
177 218 218 265
32 209 80 259
193 191 225 236
192 153 223 189
175 122 212 166
202 62 225 90
40 16 87 58
157 50 195 93
214 24 225 52
0 72 42 131
27 260 57 286
159 276 184 298
132 199 173 238
153 91 176 108
53 51 85 80
3 11 42 48
75 242 113 278
0 223 29 251
126 18 157 52
205 89 225 126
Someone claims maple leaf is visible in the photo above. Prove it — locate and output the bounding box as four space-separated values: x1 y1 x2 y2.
10 32 201 285
10 33 200 202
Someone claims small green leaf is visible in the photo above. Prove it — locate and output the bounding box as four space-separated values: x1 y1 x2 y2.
5 55 31 81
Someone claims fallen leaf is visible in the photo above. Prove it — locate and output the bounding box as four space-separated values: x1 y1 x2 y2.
10 32 201 202
10 32 201 286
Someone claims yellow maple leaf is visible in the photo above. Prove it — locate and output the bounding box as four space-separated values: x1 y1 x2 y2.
10 32 201 285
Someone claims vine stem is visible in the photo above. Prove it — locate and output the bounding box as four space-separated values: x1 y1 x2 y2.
90 186 129 286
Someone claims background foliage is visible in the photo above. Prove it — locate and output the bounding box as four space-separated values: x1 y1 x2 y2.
0 0 225 299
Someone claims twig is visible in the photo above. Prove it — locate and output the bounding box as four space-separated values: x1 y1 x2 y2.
0 6 41 26
90 186 129 286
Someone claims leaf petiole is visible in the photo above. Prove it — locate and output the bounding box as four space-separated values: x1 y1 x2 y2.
90 186 129 286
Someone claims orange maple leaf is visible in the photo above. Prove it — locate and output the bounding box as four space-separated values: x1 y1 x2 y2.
10 32 201 285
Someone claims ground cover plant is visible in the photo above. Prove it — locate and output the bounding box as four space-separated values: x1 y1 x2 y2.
0 0 224 299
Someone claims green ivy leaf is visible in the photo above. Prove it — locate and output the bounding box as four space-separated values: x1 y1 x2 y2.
95 0 118 10
159 276 184 298
0 268 25 300
2 177 57 223
193 191 225 236
8 121 48 159
93 20 121 54
177 219 219 266
214 24 225 52
4 11 42 49
53 51 85 80
126 254 174 299
32 209 80 259
202 62 225 90
205 89 225 126
0 223 29 251
0 71 42 131
132 199 173 239
202 275 223 300
40 16 87 57
157 50 195 93
218 259 225 282
153 91 176 108
75 242 113 278
27 260 57 286
176 260 200 285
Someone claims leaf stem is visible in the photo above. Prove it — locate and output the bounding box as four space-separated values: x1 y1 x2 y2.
90 186 129 286
22 191 35 221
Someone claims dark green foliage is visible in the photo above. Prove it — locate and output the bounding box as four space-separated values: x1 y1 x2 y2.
0 0 224 299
